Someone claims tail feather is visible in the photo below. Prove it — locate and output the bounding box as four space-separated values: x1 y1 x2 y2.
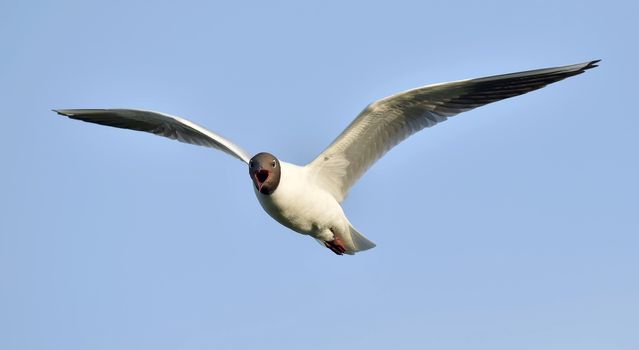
313 225 376 255
349 225 376 253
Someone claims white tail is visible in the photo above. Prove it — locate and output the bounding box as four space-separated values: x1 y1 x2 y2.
313 225 376 254
349 225 376 253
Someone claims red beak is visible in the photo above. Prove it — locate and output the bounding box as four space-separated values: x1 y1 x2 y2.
254 169 270 192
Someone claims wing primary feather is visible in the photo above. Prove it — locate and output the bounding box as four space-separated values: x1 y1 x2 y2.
54 108 251 163
309 60 600 202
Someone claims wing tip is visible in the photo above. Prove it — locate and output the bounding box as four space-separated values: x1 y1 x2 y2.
53 109 117 118
565 59 600 78
53 109 79 117
583 59 601 71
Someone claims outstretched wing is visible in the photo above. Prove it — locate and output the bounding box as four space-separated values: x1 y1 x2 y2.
309 60 600 202
55 109 251 163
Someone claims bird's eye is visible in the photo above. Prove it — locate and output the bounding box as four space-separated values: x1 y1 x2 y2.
249 161 254 167
272 160 277 167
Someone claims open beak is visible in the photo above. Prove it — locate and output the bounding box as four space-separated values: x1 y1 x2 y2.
253 169 270 192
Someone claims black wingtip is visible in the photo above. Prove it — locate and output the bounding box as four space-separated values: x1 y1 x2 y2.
53 109 77 117
584 59 601 70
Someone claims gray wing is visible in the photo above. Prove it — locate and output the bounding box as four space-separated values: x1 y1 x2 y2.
309 60 600 202
55 109 251 163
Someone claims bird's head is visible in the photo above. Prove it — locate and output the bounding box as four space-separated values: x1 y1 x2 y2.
249 152 281 195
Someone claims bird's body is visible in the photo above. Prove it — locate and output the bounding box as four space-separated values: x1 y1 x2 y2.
55 60 599 255
254 162 351 246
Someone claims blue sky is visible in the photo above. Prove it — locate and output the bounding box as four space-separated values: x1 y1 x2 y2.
1 0 637 349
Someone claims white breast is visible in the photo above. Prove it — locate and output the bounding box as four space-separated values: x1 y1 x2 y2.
254 162 347 240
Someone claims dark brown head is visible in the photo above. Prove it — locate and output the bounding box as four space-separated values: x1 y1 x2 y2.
249 152 281 195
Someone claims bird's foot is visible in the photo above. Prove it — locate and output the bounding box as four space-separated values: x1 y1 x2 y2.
324 237 346 255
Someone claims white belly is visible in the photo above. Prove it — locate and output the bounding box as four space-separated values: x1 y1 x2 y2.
254 162 348 242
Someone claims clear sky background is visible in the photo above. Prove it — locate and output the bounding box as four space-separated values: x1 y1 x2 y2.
1 1 637 349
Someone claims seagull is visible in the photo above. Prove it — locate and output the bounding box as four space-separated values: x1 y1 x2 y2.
55 60 599 255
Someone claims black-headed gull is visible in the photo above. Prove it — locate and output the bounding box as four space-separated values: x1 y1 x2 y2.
55 60 599 255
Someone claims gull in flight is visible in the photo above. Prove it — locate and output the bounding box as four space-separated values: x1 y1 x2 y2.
55 60 599 255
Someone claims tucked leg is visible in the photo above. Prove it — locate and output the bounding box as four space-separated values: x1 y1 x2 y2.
324 236 346 255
